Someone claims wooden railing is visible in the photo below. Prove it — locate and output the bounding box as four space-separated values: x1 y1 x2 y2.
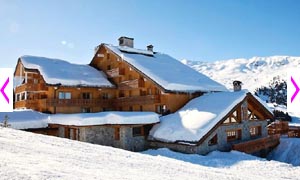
15 83 48 92
117 95 160 106
106 68 125 78
14 100 39 108
44 99 114 107
232 134 280 154
118 79 145 90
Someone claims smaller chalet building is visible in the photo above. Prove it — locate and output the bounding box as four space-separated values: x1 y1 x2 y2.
149 91 274 155
48 112 159 151
14 56 115 114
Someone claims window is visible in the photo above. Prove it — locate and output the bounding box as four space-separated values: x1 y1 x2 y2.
33 79 38 84
102 93 110 99
208 134 218 146
140 105 143 111
250 126 262 138
248 110 259 120
129 106 133 111
156 105 166 114
82 108 91 113
58 92 71 99
223 110 239 124
133 126 144 137
147 88 152 95
226 129 241 142
114 127 120 140
82 92 92 99
21 92 26 100
107 65 111 70
16 94 20 101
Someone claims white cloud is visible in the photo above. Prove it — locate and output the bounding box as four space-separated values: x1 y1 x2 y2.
61 40 75 49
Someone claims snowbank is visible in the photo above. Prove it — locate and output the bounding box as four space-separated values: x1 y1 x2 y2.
0 110 159 129
19 55 114 87
150 91 247 142
267 137 300 166
1 127 299 179
106 45 227 92
0 109 49 129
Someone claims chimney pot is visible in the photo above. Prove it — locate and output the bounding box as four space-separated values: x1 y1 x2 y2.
147 44 154 52
233 81 242 92
118 36 134 48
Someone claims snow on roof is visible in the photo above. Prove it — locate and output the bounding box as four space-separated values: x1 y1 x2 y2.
150 91 248 143
49 111 159 126
0 109 49 129
105 45 227 92
20 55 114 87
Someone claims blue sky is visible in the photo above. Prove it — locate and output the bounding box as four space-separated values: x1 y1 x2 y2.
1 0 300 68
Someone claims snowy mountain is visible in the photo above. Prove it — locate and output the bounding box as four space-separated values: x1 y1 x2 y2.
1 127 300 179
182 56 300 92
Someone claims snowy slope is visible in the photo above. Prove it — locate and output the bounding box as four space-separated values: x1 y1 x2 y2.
268 137 300 166
1 128 299 179
182 56 300 92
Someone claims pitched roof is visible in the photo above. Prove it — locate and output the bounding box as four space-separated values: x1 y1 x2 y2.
149 91 273 143
19 55 114 87
105 45 227 92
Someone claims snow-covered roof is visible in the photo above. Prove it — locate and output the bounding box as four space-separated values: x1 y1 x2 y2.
0 109 49 129
0 110 159 130
105 45 227 92
49 111 159 126
19 55 114 87
150 91 249 143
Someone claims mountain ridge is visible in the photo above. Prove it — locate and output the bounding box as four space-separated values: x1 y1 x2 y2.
182 56 300 92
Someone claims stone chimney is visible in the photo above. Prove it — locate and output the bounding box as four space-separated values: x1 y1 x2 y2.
233 81 242 92
118 36 134 48
147 44 154 52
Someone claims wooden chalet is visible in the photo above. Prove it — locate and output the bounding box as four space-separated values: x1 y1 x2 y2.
14 56 115 114
149 91 277 155
90 36 227 114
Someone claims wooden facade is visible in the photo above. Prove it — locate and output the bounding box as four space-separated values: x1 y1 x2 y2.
90 44 201 114
14 59 116 114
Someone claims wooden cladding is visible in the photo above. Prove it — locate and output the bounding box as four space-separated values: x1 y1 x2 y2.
15 83 48 92
117 95 160 106
232 134 280 154
118 79 145 90
45 99 114 107
106 68 125 78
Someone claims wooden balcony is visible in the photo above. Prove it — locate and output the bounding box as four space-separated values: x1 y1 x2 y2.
106 68 125 78
117 95 160 106
44 98 114 107
14 100 39 108
118 79 145 90
15 84 48 92
232 134 280 154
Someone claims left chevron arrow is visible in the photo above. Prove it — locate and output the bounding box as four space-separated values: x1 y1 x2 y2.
1 77 9 104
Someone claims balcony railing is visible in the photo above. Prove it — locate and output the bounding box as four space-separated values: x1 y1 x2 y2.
15 83 48 92
106 68 125 78
117 95 160 106
14 100 39 108
44 98 114 107
232 134 280 154
118 79 145 90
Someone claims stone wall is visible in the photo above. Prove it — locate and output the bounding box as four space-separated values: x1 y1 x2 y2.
149 119 268 155
57 125 148 152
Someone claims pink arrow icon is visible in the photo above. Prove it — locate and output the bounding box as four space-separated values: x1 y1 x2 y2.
0 77 9 104
291 76 300 103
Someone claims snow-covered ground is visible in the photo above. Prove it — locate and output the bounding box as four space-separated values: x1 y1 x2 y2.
1 127 300 179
